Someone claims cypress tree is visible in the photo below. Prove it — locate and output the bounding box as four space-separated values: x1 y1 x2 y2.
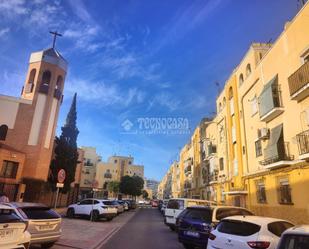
49 93 79 193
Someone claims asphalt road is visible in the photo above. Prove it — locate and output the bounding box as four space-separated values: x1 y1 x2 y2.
102 208 184 249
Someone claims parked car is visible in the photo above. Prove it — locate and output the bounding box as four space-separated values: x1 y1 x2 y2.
117 200 129 211
151 200 159 207
138 200 145 205
6 202 61 248
103 200 125 214
160 199 169 215
165 198 216 231
207 215 294 249
0 204 31 249
277 225 309 249
178 206 254 249
67 199 118 221
125 200 137 209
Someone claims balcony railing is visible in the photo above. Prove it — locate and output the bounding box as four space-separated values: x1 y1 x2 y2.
184 165 192 176
209 170 219 183
288 61 309 98
296 129 309 156
104 172 112 179
259 142 294 166
184 181 192 189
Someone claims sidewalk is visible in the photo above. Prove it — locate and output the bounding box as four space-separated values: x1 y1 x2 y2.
51 209 138 249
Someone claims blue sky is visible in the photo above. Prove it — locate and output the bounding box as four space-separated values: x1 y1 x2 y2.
0 0 300 180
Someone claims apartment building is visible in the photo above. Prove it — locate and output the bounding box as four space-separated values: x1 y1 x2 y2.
159 3 309 224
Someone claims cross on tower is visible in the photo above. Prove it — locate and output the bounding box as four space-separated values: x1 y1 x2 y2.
49 31 62 49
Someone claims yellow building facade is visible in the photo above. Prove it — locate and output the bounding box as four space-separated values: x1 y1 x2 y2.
159 3 309 224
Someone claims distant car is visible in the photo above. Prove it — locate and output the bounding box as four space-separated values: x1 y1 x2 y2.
160 200 169 214
207 215 294 249
6 202 62 248
138 200 145 205
0 204 31 249
151 200 159 207
103 200 125 214
125 200 137 209
117 200 129 211
178 206 254 249
67 199 118 221
277 225 309 249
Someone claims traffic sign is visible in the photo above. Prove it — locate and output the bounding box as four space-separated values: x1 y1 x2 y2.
57 169 66 183
56 183 64 188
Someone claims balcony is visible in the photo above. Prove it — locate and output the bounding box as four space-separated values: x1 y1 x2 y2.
296 129 309 160
288 61 309 101
259 142 294 169
184 180 192 190
207 143 217 158
259 75 284 122
54 88 62 100
184 165 192 176
104 172 112 179
209 170 219 184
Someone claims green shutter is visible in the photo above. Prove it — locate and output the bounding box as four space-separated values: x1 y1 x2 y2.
258 75 278 117
264 124 283 160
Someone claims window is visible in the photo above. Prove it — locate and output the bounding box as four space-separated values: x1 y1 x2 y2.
251 96 258 115
167 199 184 210
229 87 233 100
304 53 309 63
0 125 8 141
20 207 60 219
223 97 226 107
267 221 294 237
256 182 267 203
216 208 253 220
183 208 212 222
239 74 244 86
114 160 118 163
255 140 262 157
218 102 222 112
25 69 36 93
246 63 251 76
56 75 63 90
219 158 224 171
0 161 18 178
259 52 263 60
41 71 51 86
217 220 261 236
278 178 293 204
278 234 309 249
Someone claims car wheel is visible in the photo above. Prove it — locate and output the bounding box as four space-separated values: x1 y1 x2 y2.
90 210 99 221
182 243 195 249
41 242 55 248
169 225 175 231
66 208 75 218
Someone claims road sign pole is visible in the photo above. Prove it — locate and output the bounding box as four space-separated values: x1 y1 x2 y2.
54 187 60 209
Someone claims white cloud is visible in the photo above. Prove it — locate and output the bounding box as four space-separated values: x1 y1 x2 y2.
64 77 145 108
0 27 10 38
0 0 28 16
67 0 92 22
148 92 181 112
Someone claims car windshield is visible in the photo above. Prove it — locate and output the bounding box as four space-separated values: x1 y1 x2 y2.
217 220 261 236
0 209 22 223
278 234 309 249
103 201 118 205
216 208 254 220
20 207 60 220
183 208 212 222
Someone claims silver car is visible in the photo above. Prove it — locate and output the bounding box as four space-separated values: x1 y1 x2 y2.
5 202 61 248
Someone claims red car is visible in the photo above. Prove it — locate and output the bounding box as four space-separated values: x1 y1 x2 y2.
151 200 159 207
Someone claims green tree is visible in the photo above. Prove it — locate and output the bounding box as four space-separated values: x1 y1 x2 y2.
107 181 120 198
142 190 148 199
120 175 144 198
49 93 79 193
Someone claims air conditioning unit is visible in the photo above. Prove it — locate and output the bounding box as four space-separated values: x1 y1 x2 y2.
257 128 269 140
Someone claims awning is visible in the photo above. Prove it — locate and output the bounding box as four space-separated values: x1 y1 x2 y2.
259 75 278 117
264 124 283 160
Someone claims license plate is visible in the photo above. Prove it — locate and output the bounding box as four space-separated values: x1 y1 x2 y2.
184 231 200 238
0 229 14 239
37 224 55 231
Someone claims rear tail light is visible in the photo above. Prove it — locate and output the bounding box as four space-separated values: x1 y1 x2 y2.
208 233 216 240
247 241 270 249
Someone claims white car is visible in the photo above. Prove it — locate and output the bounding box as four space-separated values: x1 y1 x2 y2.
277 225 309 249
0 204 31 249
67 198 118 221
207 216 294 249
